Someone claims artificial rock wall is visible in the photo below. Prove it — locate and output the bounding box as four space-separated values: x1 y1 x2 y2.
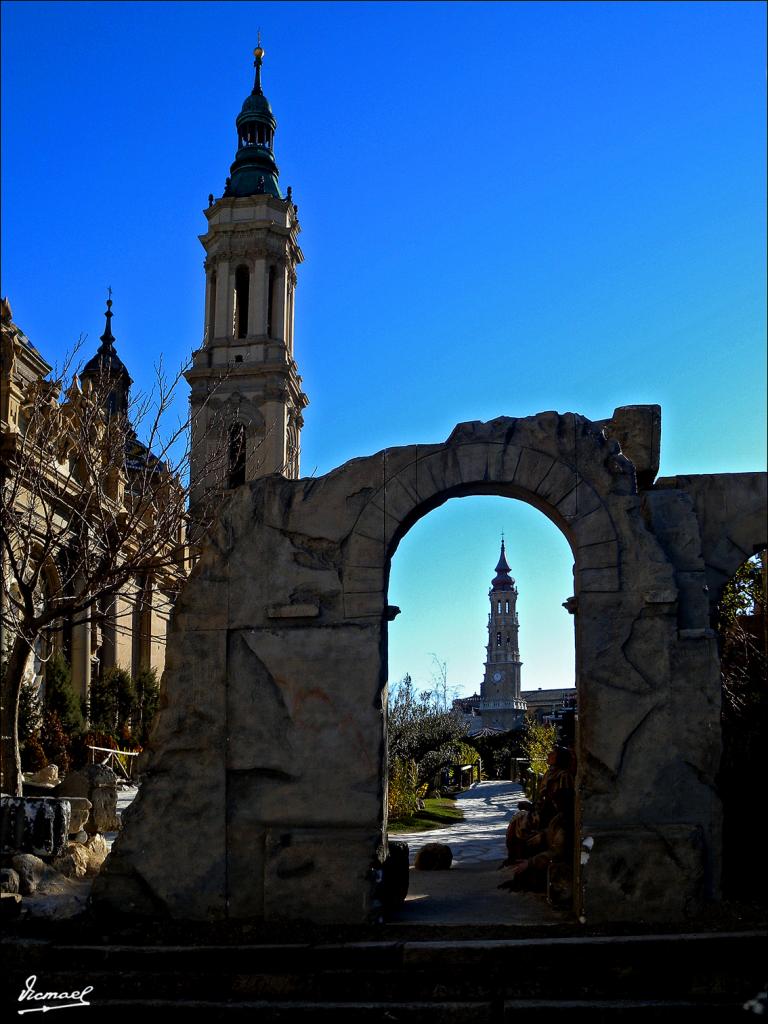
94 408 767 925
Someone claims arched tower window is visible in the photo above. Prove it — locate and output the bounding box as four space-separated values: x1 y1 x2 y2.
234 265 250 339
228 423 247 488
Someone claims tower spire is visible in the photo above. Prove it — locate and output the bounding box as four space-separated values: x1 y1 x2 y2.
100 287 115 346
492 535 514 590
253 31 264 95
224 44 281 198
81 290 132 416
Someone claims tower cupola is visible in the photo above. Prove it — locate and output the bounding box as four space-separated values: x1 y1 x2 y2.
81 293 132 416
491 538 515 591
225 38 281 199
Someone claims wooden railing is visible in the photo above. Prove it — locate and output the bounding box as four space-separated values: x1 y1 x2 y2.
88 744 139 781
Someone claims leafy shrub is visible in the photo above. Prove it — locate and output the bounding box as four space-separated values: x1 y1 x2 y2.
69 729 118 771
134 667 160 745
91 666 135 738
18 677 43 744
41 708 71 775
44 653 83 734
387 757 420 820
520 717 557 802
453 740 481 767
21 733 48 772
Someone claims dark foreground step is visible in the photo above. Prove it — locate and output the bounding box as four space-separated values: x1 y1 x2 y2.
4 931 765 1020
61 998 761 1023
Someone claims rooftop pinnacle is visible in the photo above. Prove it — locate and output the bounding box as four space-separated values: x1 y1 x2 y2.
492 537 515 591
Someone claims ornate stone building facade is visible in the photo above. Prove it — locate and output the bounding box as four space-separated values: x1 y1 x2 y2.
0 297 182 706
185 44 308 512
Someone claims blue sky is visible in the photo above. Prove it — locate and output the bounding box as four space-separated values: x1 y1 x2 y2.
2 1 765 696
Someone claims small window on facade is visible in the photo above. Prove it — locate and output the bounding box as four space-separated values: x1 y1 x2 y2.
505 600 510 614
497 600 502 614
234 265 250 339
228 423 247 488
234 354 243 363
496 632 502 647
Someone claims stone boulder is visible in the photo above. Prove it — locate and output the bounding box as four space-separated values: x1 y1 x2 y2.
84 834 109 874
414 842 453 871
26 764 60 786
51 835 108 879
0 867 20 894
52 843 90 880
11 853 66 895
57 765 120 833
66 797 92 835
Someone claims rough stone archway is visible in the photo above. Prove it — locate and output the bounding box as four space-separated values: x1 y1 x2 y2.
95 408 767 926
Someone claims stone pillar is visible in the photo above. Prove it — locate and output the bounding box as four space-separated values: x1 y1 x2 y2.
70 606 91 705
100 594 117 673
259 400 287 475
147 588 170 673
204 269 217 344
287 278 296 356
271 263 287 343
214 259 230 342
113 584 135 673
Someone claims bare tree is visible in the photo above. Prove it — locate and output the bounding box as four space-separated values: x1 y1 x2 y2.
0 348 228 795
429 652 450 710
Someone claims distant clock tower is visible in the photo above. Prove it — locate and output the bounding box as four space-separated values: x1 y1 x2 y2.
480 538 527 731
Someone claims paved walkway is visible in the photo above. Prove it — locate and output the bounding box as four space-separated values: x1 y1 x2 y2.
393 780 527 865
388 780 566 925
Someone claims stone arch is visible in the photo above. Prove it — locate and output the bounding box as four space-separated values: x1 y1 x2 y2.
95 410 764 928
216 390 266 431
342 436 621 622
653 473 768 613
704 501 767 613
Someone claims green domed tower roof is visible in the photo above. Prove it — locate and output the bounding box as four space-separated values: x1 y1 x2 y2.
224 40 282 199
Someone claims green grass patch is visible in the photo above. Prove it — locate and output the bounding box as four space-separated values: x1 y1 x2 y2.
388 796 465 833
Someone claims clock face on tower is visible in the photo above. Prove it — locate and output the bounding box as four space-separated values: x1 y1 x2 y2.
492 671 503 682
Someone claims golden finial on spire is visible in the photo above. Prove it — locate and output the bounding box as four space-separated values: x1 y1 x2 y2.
252 31 265 94
254 29 264 61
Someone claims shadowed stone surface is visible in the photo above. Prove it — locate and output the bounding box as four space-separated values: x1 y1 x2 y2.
57 766 120 834
94 409 767 926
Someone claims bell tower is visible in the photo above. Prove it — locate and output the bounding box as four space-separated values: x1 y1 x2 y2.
480 537 527 731
186 40 308 512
